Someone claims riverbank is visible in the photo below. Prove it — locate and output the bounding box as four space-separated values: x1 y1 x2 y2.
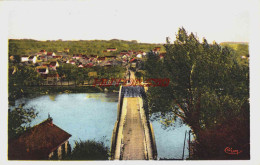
9 85 120 106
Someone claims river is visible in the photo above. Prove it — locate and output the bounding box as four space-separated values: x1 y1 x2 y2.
14 93 191 159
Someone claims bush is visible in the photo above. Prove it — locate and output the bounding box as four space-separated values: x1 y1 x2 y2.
64 140 110 160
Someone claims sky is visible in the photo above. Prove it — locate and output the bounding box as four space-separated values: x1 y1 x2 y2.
3 0 250 44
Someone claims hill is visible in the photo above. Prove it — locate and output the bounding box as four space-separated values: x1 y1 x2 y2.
8 39 165 57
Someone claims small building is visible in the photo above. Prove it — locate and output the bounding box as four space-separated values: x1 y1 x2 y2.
85 63 94 68
66 60 76 65
50 60 59 67
47 52 56 56
136 54 142 58
8 117 71 160
40 50 47 55
21 56 29 62
97 57 106 63
28 56 37 63
78 64 84 68
37 66 49 74
154 47 161 52
53 55 62 59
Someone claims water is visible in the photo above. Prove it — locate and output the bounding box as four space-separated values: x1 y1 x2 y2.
16 93 118 149
151 116 192 159
14 93 192 159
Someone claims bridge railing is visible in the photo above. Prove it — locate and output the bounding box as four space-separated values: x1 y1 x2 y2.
110 86 124 160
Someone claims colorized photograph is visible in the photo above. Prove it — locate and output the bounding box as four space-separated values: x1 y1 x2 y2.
5 0 250 161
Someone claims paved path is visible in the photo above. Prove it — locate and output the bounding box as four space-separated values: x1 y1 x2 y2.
121 98 145 160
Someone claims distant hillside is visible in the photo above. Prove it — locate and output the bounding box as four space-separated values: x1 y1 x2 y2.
220 42 248 45
8 39 165 57
220 42 249 55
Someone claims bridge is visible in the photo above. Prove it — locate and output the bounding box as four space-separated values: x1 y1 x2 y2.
110 85 157 160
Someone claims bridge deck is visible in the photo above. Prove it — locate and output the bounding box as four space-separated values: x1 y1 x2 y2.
111 84 156 160
122 98 145 160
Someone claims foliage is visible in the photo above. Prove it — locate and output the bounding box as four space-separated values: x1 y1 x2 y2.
64 140 110 160
9 39 164 57
8 104 38 139
194 101 249 160
9 64 43 102
144 27 249 159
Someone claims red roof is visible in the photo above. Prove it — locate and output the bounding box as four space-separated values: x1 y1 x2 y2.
8 118 71 160
86 63 93 67
129 58 137 63
47 52 53 56
49 62 56 67
97 57 106 60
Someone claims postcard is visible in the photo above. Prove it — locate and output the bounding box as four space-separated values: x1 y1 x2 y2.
0 0 259 165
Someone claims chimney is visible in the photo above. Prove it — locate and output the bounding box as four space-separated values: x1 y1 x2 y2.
47 113 53 126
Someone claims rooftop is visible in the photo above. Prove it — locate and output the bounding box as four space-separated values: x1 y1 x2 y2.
8 118 71 160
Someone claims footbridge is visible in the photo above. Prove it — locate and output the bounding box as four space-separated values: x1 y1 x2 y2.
110 85 157 160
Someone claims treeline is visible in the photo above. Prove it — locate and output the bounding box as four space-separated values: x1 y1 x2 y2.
9 63 126 102
9 39 164 56
144 28 249 159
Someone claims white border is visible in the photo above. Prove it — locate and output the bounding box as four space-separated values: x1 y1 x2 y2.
0 0 259 165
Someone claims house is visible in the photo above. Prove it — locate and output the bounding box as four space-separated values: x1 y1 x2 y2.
21 56 29 62
47 52 56 56
154 47 161 52
129 58 138 68
72 54 83 60
78 64 84 68
66 60 76 65
106 48 117 52
97 57 106 63
8 117 71 160
85 63 93 68
136 54 142 58
37 66 49 74
40 50 47 55
28 56 37 63
39 49 47 55
129 57 137 63
53 55 62 59
49 61 59 70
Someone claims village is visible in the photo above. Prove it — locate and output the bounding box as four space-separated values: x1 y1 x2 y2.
17 47 165 85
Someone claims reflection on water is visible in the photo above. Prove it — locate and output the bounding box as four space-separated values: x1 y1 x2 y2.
48 94 57 101
86 93 118 102
15 93 191 159
151 113 192 159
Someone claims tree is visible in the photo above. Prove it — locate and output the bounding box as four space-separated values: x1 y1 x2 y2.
57 66 65 86
145 27 249 159
8 104 38 139
61 63 77 86
9 64 43 102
